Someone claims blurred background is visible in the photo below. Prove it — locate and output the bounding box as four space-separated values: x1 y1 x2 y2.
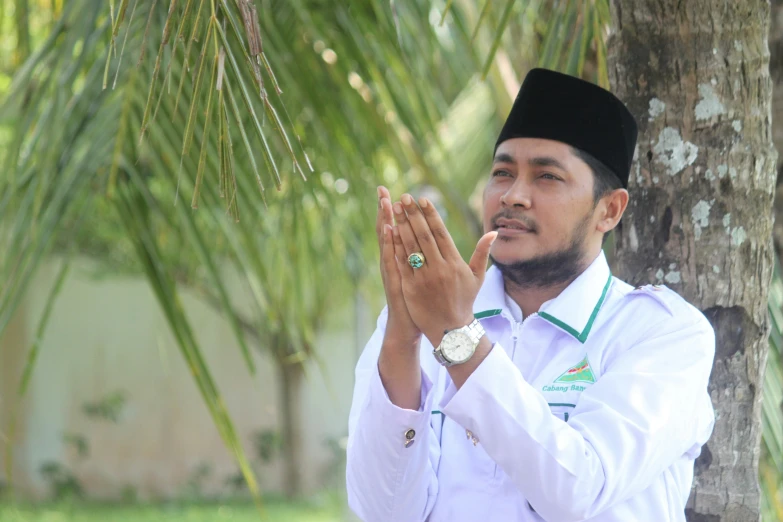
1 0 783 521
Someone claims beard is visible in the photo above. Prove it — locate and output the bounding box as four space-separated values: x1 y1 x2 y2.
490 213 591 290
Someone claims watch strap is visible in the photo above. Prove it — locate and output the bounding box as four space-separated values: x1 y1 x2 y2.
462 319 485 344
434 319 485 367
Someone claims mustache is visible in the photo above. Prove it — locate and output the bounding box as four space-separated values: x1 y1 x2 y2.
490 209 538 232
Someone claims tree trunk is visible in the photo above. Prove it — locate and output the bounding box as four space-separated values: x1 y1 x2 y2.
608 2 777 521
277 356 305 498
770 0 783 257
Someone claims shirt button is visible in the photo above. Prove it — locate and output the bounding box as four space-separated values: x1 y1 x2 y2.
404 428 416 448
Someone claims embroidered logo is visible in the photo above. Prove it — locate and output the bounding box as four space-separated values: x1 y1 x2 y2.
553 356 596 384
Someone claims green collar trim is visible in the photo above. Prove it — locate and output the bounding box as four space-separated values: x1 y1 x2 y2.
538 273 613 344
474 309 502 320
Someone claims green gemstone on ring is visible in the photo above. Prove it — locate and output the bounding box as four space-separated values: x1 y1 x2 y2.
408 253 425 269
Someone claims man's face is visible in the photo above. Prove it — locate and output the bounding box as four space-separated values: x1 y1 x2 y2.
483 138 599 267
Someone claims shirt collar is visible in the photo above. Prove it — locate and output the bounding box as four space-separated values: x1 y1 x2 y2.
472 264 507 320
504 292 523 323
473 251 613 343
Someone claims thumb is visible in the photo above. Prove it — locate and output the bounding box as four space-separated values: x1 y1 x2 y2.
469 231 498 281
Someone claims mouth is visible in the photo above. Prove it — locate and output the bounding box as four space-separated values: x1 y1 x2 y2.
494 218 535 235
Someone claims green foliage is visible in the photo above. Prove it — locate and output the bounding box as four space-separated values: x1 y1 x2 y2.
182 462 215 501
38 462 84 501
224 471 248 494
0 498 342 521
62 433 90 459
120 484 139 504
0 0 612 502
252 429 283 464
82 391 127 423
7 1 781 516
762 260 783 521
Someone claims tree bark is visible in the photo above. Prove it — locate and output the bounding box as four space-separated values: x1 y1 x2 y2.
769 0 783 257
277 354 305 498
608 2 777 521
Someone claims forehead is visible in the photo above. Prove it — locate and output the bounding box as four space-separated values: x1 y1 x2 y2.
495 138 586 171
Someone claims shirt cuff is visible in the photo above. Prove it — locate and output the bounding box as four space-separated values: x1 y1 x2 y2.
439 342 547 437
439 342 503 414
439 343 582 475
361 360 435 452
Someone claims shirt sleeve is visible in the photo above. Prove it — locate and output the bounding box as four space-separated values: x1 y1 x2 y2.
440 313 715 522
346 306 441 522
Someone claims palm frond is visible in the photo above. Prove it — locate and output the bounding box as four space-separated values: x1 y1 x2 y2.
0 0 617 499
762 258 783 520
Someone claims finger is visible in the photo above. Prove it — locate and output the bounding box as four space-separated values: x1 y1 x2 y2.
382 224 402 286
469 231 499 283
400 194 443 263
377 187 395 243
392 225 414 279
418 197 461 260
381 197 395 233
375 187 384 248
393 201 423 260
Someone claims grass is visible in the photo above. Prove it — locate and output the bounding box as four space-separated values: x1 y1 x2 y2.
0 496 346 522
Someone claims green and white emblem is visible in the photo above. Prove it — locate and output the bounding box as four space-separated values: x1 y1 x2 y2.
553 356 596 384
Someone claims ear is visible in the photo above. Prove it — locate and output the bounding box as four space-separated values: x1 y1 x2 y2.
596 189 629 234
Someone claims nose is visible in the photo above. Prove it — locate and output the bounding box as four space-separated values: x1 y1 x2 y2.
500 177 532 209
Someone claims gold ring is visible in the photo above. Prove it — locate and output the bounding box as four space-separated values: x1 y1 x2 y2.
408 252 425 269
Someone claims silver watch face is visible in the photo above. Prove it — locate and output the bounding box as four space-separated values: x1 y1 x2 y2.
441 331 475 364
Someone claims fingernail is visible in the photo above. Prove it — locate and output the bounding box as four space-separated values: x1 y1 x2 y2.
419 197 428 208
377 186 383 198
402 194 412 205
393 203 403 215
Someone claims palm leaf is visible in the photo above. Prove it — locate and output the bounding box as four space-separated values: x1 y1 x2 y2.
762 258 783 520
0 0 619 500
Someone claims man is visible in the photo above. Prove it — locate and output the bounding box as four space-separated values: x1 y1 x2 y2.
346 68 715 521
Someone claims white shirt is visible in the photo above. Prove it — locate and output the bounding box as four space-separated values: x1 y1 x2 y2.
346 252 715 522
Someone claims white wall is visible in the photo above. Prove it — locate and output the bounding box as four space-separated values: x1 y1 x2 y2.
0 257 374 501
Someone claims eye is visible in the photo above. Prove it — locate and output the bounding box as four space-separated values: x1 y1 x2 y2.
539 172 561 181
492 169 512 178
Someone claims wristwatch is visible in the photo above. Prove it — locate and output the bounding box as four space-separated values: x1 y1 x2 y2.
433 319 485 367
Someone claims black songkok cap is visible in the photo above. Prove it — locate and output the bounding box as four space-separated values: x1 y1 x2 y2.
495 68 638 188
